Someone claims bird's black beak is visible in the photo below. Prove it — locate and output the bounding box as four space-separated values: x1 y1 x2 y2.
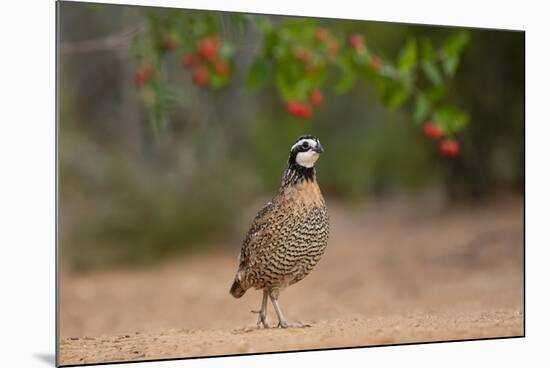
313 143 324 154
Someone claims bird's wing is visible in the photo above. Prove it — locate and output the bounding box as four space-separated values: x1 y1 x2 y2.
238 198 279 269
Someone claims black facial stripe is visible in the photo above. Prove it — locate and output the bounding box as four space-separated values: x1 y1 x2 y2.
292 138 317 152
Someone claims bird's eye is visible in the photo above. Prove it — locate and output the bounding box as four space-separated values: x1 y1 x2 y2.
302 141 309 149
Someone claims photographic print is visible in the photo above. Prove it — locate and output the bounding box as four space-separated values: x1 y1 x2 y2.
57 1 524 366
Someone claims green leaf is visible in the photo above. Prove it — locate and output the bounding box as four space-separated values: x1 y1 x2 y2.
284 18 318 37
377 78 410 110
333 57 358 94
275 71 296 101
295 79 315 100
210 72 230 90
433 106 469 134
422 61 442 85
441 31 469 77
263 31 280 58
421 38 436 62
247 58 270 89
387 86 410 109
442 54 459 77
425 85 447 103
398 39 417 72
443 31 469 56
413 93 431 124
274 72 312 101
334 72 356 95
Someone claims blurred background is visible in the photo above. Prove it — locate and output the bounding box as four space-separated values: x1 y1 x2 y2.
59 3 524 271
59 3 524 362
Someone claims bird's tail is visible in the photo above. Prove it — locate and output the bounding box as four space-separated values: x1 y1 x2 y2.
230 275 246 298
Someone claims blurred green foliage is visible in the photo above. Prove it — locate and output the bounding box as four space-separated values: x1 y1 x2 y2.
129 8 471 142
59 3 524 271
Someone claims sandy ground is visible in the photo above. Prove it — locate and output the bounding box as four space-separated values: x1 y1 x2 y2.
59 195 524 365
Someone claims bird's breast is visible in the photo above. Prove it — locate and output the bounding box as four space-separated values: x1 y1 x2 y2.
282 179 325 211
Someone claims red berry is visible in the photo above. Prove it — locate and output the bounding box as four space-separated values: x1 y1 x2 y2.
371 56 382 71
349 33 364 49
303 106 313 119
287 101 302 117
440 139 460 157
214 59 231 76
310 90 324 106
423 121 443 139
287 101 313 120
315 28 329 42
192 66 210 86
295 47 311 64
197 36 220 62
182 53 199 68
134 64 154 87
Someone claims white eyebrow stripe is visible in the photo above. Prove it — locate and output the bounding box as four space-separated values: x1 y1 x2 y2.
291 138 317 151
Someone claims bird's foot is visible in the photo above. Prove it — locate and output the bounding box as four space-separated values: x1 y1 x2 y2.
276 321 311 329
251 310 270 329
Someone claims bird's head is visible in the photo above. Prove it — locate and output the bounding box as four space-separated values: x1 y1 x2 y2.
288 135 324 169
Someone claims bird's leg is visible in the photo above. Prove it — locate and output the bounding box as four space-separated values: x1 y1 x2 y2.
268 288 287 328
269 293 287 328
251 290 270 328
268 289 311 329
257 290 269 328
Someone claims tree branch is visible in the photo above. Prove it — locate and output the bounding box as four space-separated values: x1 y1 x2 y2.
60 24 146 54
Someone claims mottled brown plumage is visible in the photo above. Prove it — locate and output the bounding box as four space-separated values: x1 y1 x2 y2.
230 135 329 328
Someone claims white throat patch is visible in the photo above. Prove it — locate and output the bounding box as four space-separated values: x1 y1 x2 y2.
296 150 320 168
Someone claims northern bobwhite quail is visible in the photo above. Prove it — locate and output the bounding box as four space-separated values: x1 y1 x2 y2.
230 135 329 328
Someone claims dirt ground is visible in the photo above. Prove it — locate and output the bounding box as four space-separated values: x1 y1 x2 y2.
59 194 524 365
